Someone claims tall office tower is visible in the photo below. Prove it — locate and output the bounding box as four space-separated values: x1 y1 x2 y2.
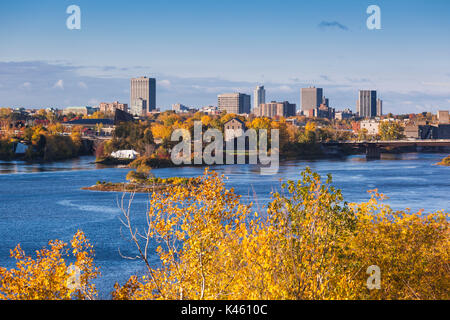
377 99 383 117
218 93 251 114
301 87 323 113
357 90 377 118
130 76 156 114
254 86 266 111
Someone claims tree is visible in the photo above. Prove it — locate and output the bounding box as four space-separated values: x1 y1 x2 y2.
265 168 357 299
345 191 449 299
299 122 317 144
151 123 172 146
358 128 369 141
113 168 449 300
126 164 153 183
0 231 99 300
113 169 257 300
201 115 212 127
379 121 405 141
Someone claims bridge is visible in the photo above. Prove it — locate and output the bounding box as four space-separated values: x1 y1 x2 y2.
324 139 450 159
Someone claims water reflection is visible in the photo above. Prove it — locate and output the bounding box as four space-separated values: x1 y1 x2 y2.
0 156 113 174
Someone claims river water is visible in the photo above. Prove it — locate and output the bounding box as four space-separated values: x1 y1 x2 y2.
0 153 449 298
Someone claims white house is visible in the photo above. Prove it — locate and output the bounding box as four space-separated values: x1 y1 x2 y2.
111 150 139 160
224 118 246 142
360 120 380 135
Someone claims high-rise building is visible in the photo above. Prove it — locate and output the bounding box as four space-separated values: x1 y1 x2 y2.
130 76 156 114
253 101 296 118
357 90 377 118
377 99 383 117
301 87 323 114
218 93 251 114
254 86 266 111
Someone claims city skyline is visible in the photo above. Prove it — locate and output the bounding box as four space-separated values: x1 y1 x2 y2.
1 0 450 112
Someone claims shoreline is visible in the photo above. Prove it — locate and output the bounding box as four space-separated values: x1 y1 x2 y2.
82 182 172 193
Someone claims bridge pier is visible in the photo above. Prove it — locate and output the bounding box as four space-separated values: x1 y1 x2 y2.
366 144 381 160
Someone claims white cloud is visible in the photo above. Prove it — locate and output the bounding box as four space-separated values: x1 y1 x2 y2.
21 82 32 89
78 81 87 89
53 79 64 89
422 82 450 87
159 79 171 88
1 61 449 112
276 85 295 93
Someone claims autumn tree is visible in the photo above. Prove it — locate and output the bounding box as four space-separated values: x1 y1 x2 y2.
113 168 449 300
0 231 99 300
113 169 257 300
299 122 317 144
379 121 405 141
344 192 449 299
151 123 173 146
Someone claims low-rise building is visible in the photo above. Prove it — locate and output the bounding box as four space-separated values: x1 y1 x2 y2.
437 110 449 124
316 104 335 119
172 103 189 113
62 118 115 136
253 101 296 118
405 124 419 139
224 118 246 142
130 98 146 117
63 106 95 116
111 150 139 159
360 119 380 135
99 101 128 115
201 106 221 115
335 108 354 120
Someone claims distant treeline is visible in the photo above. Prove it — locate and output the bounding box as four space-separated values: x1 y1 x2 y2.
0 127 92 162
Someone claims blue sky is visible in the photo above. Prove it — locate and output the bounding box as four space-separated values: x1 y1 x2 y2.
1 0 449 113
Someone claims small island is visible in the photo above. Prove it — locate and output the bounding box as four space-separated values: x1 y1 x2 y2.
436 155 450 166
82 165 196 193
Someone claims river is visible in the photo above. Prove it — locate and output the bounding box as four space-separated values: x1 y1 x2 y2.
0 153 449 298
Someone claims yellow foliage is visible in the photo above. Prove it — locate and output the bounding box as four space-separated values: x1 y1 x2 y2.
0 231 99 300
151 123 173 143
113 168 449 300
